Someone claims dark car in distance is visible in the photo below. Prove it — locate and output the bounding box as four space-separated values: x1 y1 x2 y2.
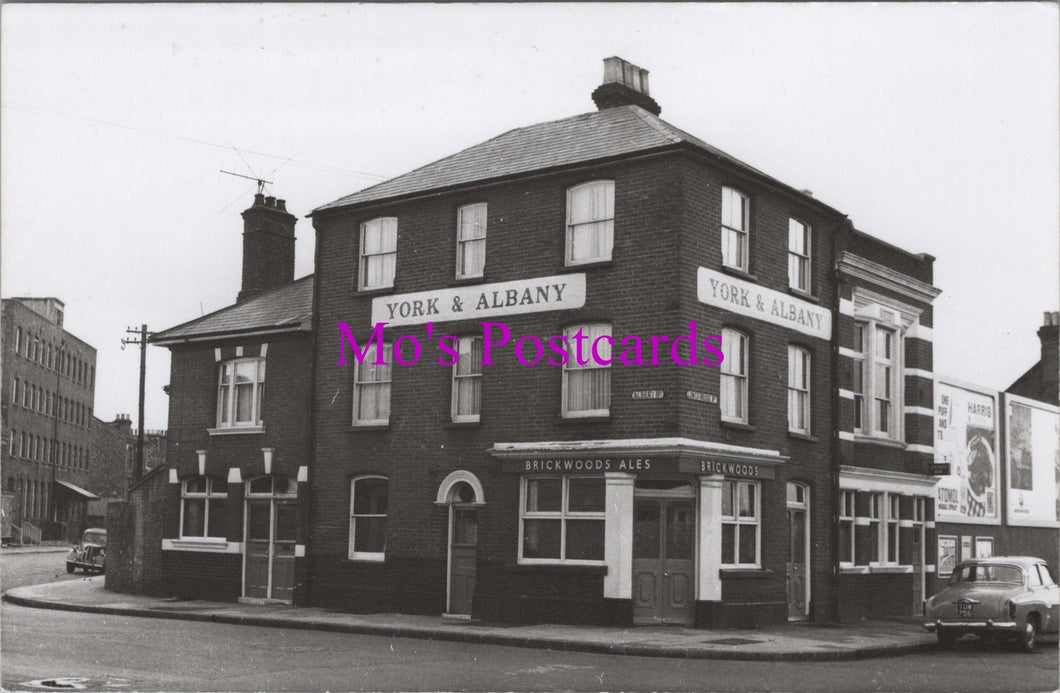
65 528 106 574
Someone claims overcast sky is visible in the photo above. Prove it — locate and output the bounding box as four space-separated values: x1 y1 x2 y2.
2 3 1056 430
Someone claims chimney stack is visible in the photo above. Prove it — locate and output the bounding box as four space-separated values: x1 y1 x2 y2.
238 193 297 302
591 57 661 116
1037 311 1059 404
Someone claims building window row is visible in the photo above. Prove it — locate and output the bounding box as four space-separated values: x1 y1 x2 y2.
215 357 266 429
10 378 92 428
12 327 94 389
722 186 813 294
720 329 814 434
839 490 924 568
7 429 88 470
352 325 613 426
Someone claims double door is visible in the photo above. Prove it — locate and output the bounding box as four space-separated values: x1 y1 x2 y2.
632 494 695 625
244 481 298 603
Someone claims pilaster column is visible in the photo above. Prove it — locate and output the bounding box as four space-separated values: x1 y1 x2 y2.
698 474 725 602
603 473 635 599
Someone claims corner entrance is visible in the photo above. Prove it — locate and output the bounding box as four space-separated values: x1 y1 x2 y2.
243 475 298 603
632 481 695 625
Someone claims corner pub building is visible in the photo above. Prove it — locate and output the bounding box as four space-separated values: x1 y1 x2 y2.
305 57 941 627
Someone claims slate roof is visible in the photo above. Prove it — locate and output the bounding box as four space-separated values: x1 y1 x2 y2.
152 275 314 344
314 104 812 213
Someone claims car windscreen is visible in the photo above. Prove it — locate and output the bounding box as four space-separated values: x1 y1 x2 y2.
83 531 107 546
949 564 1022 585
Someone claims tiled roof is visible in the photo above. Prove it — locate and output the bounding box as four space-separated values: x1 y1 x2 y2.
152 275 313 344
313 105 794 213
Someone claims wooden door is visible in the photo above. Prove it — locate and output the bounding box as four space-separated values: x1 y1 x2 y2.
786 483 809 620
244 499 271 599
632 497 694 625
448 508 478 616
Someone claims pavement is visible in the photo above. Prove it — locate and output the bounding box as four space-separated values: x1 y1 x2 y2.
0 544 72 555
1 576 940 661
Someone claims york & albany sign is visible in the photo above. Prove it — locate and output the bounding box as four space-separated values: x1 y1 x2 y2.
372 274 586 327
696 267 832 340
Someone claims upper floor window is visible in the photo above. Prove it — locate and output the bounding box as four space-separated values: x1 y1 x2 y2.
721 480 760 567
562 323 611 417
566 181 614 265
11 378 18 406
353 343 392 425
788 218 811 292
720 328 749 423
455 203 487 279
14 327 21 355
451 336 483 422
181 476 228 539
721 187 749 271
217 357 265 428
787 345 812 434
520 476 605 564
359 217 397 290
349 476 388 561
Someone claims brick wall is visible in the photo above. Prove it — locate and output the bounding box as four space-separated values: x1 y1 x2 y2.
104 464 167 595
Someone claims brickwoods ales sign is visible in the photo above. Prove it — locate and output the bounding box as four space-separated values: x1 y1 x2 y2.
372 273 586 327
696 267 832 340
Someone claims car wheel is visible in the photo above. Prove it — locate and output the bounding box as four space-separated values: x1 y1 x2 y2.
937 628 958 647
1016 618 1038 653
66 563 75 574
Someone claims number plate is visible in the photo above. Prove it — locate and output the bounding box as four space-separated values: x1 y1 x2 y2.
957 602 973 618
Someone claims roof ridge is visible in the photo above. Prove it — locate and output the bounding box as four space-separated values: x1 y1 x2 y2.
626 105 685 145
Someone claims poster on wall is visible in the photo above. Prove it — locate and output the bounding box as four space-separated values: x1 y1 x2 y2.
937 536 957 577
934 381 1001 524
961 536 973 561
975 537 994 558
1005 393 1060 527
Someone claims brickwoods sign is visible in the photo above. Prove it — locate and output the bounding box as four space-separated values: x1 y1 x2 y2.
696 267 832 340
501 455 776 478
371 273 586 327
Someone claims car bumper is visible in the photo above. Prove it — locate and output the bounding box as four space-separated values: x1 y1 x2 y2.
66 560 104 570
923 619 1018 632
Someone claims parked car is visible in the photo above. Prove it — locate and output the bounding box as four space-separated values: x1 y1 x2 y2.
65 528 107 574
923 556 1059 651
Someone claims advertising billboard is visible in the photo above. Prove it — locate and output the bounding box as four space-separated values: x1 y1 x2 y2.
1004 393 1060 528
934 380 1000 524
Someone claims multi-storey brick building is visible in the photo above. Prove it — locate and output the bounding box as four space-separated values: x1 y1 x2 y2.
305 57 940 626
2 297 98 543
150 194 314 603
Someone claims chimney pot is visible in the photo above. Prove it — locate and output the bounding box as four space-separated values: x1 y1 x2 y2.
254 193 265 206
276 199 287 212
592 57 661 116
264 196 276 208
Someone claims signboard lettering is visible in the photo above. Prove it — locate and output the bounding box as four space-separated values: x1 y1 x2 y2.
686 390 718 404
696 267 832 340
631 390 664 400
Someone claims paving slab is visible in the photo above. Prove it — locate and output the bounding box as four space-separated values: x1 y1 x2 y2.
3 577 938 661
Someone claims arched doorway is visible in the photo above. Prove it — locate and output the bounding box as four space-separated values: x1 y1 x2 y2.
243 474 298 603
436 472 485 617
786 481 810 620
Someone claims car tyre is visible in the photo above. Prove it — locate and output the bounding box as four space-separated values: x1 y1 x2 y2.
1016 618 1037 653
937 628 958 647
66 562 76 574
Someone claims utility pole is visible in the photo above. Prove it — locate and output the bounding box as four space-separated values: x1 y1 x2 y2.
121 325 152 480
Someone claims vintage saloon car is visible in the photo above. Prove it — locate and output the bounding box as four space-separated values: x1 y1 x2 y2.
65 528 106 574
924 556 1059 651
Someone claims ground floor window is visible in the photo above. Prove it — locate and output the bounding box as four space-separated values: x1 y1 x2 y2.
520 476 605 564
721 480 760 567
349 476 388 561
180 476 227 538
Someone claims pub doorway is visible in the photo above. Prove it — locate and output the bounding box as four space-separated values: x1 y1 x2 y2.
243 474 298 603
786 482 810 620
632 480 695 625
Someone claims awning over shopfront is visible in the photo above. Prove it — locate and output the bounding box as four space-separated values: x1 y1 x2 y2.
54 479 100 500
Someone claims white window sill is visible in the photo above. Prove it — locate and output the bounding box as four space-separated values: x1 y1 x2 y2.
348 554 385 563
840 565 871 574
868 563 914 573
517 559 607 567
208 425 264 436
162 538 242 554
853 434 906 449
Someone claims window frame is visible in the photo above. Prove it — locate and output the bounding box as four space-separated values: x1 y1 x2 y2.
348 475 388 562
215 357 266 429
179 476 228 540
455 203 487 280
451 335 483 423
787 345 812 434
721 480 761 568
853 317 904 441
560 323 611 418
352 343 393 426
788 217 812 292
358 217 398 291
519 475 606 566
721 186 750 272
720 328 749 423
565 180 615 266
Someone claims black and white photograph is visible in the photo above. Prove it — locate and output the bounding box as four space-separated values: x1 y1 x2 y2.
1 3 1058 692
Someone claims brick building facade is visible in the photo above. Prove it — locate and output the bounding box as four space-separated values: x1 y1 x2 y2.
305 58 939 626
2 297 98 543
